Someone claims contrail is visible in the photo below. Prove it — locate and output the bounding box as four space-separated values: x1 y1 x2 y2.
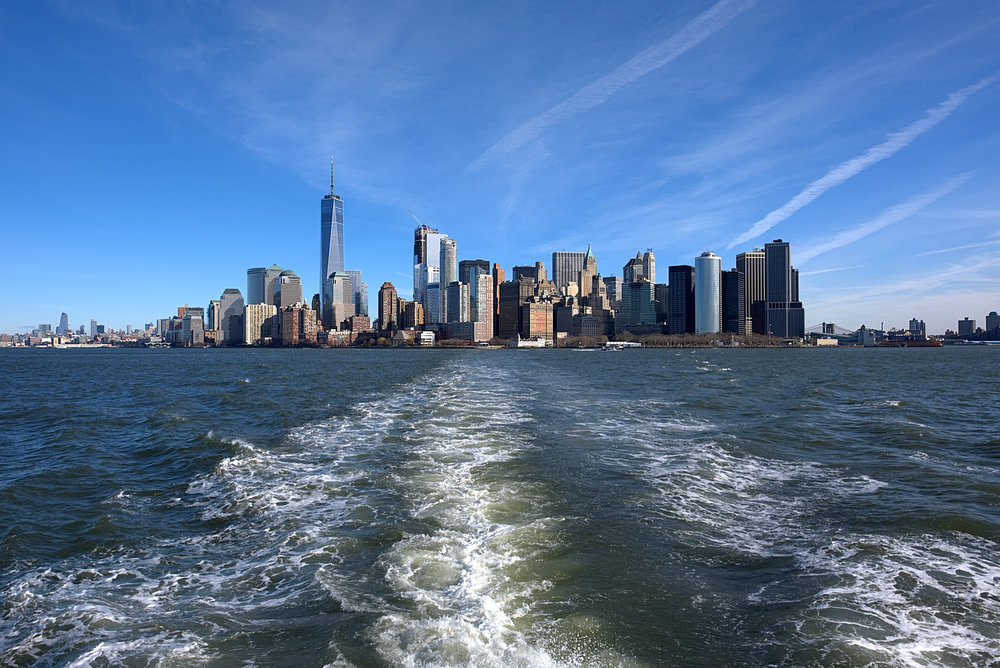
796 174 971 265
728 75 995 249
467 0 757 171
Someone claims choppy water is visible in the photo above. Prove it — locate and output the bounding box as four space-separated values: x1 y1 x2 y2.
1 347 998 667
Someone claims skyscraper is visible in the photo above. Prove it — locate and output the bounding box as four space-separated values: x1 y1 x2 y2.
668 265 695 335
57 312 69 336
643 250 656 285
273 270 303 308
440 238 457 322
378 282 398 332
695 252 721 334
721 269 742 334
320 159 345 316
552 251 586 293
220 288 245 344
736 250 765 335
346 270 368 317
459 259 491 287
764 239 805 338
247 268 267 305
579 245 597 299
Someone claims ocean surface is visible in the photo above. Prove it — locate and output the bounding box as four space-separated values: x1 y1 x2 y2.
1 347 998 667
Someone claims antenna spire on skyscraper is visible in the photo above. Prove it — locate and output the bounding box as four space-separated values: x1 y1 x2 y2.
330 156 336 195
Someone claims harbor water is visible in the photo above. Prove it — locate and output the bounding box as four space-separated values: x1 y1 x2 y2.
1 347 998 666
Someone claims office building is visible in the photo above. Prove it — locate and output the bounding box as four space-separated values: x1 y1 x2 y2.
446 281 470 323
492 263 505 337
90 319 97 338
207 299 221 332
459 259 491 287
643 250 656 285
346 270 368 317
695 252 721 334
908 318 927 337
623 252 644 282
654 283 669 324
736 250 765 335
721 269 742 333
473 271 494 338
986 311 1000 332
499 277 535 339
320 159 345 318
57 313 69 336
273 270 303 308
425 282 441 326
603 276 623 307
552 251 586 293
617 279 657 334
579 245 597 299
958 317 976 336
521 299 554 342
668 265 695 334
220 288 245 344
323 272 355 330
440 238 457 321
247 267 266 305
378 282 399 332
181 307 205 346
764 239 805 339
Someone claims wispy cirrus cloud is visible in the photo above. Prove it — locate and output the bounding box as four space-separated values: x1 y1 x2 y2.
911 238 1000 257
796 174 971 265
728 75 996 249
467 0 757 172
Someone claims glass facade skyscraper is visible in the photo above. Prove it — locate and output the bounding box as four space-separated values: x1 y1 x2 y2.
320 161 345 316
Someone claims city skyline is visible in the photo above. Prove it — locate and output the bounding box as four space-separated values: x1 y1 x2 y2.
3 2 999 334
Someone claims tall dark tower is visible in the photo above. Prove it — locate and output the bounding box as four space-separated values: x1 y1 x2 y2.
320 158 345 316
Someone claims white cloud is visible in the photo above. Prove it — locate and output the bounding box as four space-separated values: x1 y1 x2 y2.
796 174 970 265
728 75 996 248
467 0 757 171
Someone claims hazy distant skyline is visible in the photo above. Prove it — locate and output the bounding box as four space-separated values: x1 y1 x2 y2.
2 1 998 334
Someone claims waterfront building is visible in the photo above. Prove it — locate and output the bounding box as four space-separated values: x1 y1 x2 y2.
492 263 505 337
695 252 721 334
207 299 221 332
400 300 423 330
57 313 69 336
472 271 494 334
764 239 805 338
426 282 441 326
440 238 457 322
346 270 368 317
273 270 303 308
736 250 765 335
323 272 355 330
654 283 669 324
986 311 1000 332
552 251 586 293
220 288 245 344
413 227 448 316
378 282 398 332
246 268 266 304
668 265 695 335
958 317 977 336
498 277 534 339
181 307 205 346
280 307 300 346
521 299 554 343
908 317 927 337
721 269 742 334
90 319 97 338
446 281 470 323
244 303 277 345
320 160 345 318
617 279 657 334
299 306 318 344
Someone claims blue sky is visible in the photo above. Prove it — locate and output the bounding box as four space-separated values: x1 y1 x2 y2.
2 0 998 335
